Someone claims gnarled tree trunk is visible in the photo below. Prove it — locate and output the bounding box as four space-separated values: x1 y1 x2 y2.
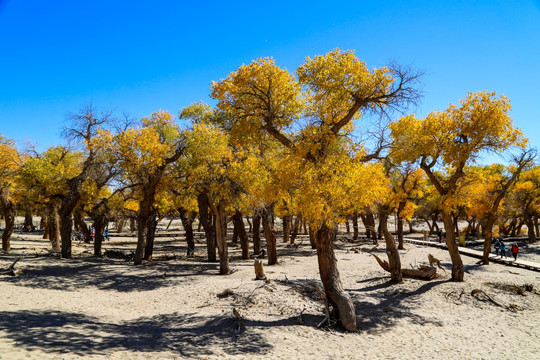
143 210 158 261
316 223 356 332
178 206 195 256
282 215 291 243
261 205 278 265
0 193 14 252
443 213 464 281
379 212 402 282
212 200 229 275
198 192 217 262
352 213 359 240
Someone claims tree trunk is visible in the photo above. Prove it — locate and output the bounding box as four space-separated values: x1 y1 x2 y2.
213 200 229 275
316 223 356 332
233 210 250 260
178 207 195 256
75 210 92 243
93 217 106 256
261 205 278 265
23 210 34 232
0 194 14 252
290 214 301 244
345 219 350 234
526 216 536 243
397 202 405 250
443 213 464 281
282 215 291 243
41 213 49 239
198 192 217 262
47 202 61 251
480 217 497 265
130 217 137 232
352 213 359 240
246 216 252 233
134 194 154 265
308 225 316 249
379 212 402 282
115 216 125 232
407 219 414 233
143 210 158 261
252 213 261 254
535 217 539 238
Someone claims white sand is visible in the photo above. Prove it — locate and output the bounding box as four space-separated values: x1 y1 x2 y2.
0 232 539 359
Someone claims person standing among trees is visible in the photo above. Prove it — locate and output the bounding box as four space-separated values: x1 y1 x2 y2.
511 242 519 260
493 237 500 256
500 240 507 258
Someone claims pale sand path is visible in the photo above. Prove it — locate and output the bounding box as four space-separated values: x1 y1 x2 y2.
0 231 539 359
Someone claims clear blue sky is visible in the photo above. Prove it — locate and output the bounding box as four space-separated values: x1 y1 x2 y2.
1 0 539 159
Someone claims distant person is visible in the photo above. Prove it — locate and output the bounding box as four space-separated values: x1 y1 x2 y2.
499 240 507 258
104 228 110 241
493 238 500 256
511 243 519 261
89 224 95 242
437 229 443 243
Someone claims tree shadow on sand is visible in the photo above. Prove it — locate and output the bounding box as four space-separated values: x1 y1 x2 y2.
0 310 272 358
350 278 447 333
0 255 219 292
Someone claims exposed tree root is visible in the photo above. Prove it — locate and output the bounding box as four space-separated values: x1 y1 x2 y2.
0 259 24 276
372 253 439 279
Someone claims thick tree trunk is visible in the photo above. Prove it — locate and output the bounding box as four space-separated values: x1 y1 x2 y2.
352 213 359 241
143 210 158 261
535 217 539 238
130 217 137 232
47 202 61 251
0 195 14 252
233 210 250 259
261 205 278 265
316 223 356 332
443 213 464 281
134 213 149 265
379 212 402 282
345 219 350 234
252 213 262 254
93 217 106 256
282 215 291 243
178 207 195 256
198 193 217 262
41 213 49 239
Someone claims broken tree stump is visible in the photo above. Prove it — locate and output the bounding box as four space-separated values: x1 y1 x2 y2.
372 253 440 279
254 259 267 280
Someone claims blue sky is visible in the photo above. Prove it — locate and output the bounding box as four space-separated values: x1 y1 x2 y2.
1 0 539 160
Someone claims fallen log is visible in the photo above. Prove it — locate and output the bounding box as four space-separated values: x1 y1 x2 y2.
372 254 438 279
0 259 24 276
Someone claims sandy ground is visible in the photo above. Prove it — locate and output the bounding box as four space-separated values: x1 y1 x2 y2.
0 230 539 360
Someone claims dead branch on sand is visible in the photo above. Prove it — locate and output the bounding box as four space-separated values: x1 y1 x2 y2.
0 259 24 276
372 253 443 279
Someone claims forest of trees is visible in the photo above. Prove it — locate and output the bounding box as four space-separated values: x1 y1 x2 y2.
1 49 538 331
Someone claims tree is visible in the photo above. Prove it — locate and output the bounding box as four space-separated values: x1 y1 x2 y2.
212 49 420 331
509 165 540 243
113 110 184 265
391 91 527 280
0 135 21 251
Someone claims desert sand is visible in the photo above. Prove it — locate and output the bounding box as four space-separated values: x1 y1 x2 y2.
1 229 539 360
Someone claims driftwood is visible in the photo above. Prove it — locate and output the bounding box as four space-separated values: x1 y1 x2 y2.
0 259 24 276
254 259 267 280
372 254 439 279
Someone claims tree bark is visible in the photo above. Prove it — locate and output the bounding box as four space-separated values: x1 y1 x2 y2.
212 200 229 275
379 211 402 282
527 216 536 243
308 225 316 249
93 217 106 256
74 210 91 242
198 192 217 262
47 202 61 251
261 205 278 265
480 217 496 265
316 223 356 332
23 210 34 232
0 193 14 252
143 210 158 261
290 214 301 244
252 213 261 254
397 202 405 250
352 213 359 240
282 215 291 243
178 206 195 256
345 219 350 234
443 213 464 281
233 210 250 260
